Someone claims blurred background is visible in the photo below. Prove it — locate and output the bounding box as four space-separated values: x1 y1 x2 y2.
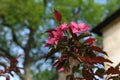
0 0 120 80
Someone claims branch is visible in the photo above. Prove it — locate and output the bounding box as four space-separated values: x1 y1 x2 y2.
0 14 24 49
29 55 46 62
29 54 57 64
43 0 47 8
23 27 35 65
71 7 81 21
0 48 14 59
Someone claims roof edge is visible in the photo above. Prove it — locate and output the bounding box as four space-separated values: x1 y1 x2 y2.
91 8 120 36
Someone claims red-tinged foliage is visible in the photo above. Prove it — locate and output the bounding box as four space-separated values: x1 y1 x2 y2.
95 68 105 78
82 67 94 80
45 9 119 80
90 46 108 56
91 56 113 63
0 56 23 80
45 48 59 61
10 59 18 65
52 60 60 67
106 67 120 75
79 56 112 64
69 27 78 40
6 76 10 80
70 74 74 80
56 59 66 70
78 32 92 40
54 9 62 24
84 37 96 46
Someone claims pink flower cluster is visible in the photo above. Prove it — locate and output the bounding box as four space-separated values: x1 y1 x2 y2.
69 22 90 33
46 22 90 46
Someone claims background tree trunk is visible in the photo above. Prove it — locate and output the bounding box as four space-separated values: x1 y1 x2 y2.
22 64 32 80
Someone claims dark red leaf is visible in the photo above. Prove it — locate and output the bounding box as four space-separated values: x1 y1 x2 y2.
56 59 66 70
82 67 94 80
45 48 58 61
54 9 62 23
52 60 60 66
78 32 92 40
6 75 10 80
106 67 120 75
87 51 96 58
79 56 112 63
90 46 108 56
84 37 96 46
69 28 78 40
10 59 18 65
70 74 74 80
79 56 90 63
95 68 105 78
91 56 113 63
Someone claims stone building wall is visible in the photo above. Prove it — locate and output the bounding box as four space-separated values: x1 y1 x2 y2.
102 17 120 67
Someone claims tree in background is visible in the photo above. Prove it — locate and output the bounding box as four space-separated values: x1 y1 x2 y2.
0 0 120 80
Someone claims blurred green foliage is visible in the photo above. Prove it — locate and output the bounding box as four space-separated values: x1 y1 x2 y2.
33 69 57 80
0 0 120 28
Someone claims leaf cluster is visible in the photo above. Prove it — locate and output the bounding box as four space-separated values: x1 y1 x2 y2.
0 55 23 80
45 9 120 80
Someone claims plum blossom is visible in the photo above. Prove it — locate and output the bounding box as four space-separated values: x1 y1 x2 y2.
46 27 64 46
69 21 90 34
59 22 68 30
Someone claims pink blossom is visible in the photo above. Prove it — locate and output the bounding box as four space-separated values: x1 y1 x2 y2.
78 22 90 32
69 21 90 34
59 22 68 30
45 27 64 46
55 27 64 38
46 38 58 46
59 67 69 73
